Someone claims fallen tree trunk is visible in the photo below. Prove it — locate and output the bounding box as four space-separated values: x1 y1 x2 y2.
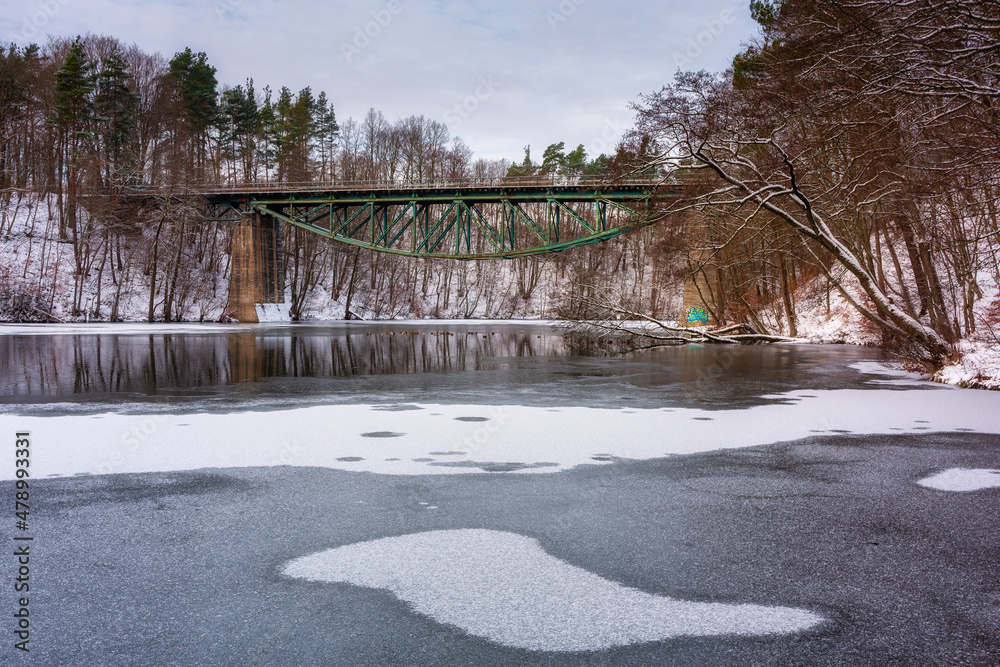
567 297 798 347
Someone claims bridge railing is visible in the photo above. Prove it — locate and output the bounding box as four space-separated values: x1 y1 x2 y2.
128 175 670 198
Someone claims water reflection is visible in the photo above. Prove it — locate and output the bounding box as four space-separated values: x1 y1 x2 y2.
231 328 568 383
1 324 567 397
0 323 891 413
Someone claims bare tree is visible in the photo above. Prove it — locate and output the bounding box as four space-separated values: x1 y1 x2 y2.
630 0 1000 366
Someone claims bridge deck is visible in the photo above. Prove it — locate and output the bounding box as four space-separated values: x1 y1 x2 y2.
196 176 665 201
157 176 674 259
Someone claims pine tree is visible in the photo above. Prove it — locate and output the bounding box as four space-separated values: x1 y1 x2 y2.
541 142 566 176
583 154 610 176
563 144 587 176
273 86 292 181
313 91 339 181
288 87 315 182
95 46 138 186
53 37 98 313
54 38 96 241
274 87 316 182
220 79 259 182
168 47 219 178
257 86 277 182
506 146 536 178
0 45 31 194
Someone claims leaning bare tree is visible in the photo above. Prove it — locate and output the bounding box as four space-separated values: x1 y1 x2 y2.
630 0 1000 367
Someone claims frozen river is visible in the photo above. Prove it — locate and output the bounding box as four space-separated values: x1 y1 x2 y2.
1 321 997 478
0 320 901 412
1 321 998 665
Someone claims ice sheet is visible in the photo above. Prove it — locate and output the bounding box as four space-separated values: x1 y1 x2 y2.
3 385 999 479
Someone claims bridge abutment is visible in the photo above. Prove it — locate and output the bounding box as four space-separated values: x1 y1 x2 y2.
229 212 286 323
682 248 718 327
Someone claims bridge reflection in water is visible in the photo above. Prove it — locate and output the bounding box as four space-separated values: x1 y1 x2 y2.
0 325 568 398
0 325 882 413
227 328 567 383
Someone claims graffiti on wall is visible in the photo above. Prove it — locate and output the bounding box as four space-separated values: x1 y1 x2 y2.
686 307 709 324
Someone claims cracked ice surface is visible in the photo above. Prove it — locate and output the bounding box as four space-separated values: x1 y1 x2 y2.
283 529 822 651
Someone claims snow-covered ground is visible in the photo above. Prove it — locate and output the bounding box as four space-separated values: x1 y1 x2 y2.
0 193 204 322
793 279 882 347
935 340 1000 390
931 271 1000 389
794 268 1000 391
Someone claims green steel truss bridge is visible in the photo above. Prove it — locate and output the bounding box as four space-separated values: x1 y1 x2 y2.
198 176 671 260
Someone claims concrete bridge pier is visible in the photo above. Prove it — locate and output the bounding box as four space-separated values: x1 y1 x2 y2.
229 212 287 323
682 248 718 328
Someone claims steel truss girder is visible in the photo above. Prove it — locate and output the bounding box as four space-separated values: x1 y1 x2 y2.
205 202 244 222
211 189 656 259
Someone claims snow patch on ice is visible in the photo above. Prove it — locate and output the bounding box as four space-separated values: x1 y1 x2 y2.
917 469 1000 492
282 529 822 651
5 383 1000 480
849 361 932 386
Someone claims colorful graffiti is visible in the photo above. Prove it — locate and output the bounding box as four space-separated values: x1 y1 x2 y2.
686 307 709 324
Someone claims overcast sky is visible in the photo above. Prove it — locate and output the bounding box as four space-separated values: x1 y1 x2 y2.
2 0 756 161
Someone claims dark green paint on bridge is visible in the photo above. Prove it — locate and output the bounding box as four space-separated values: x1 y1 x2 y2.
199 176 672 260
